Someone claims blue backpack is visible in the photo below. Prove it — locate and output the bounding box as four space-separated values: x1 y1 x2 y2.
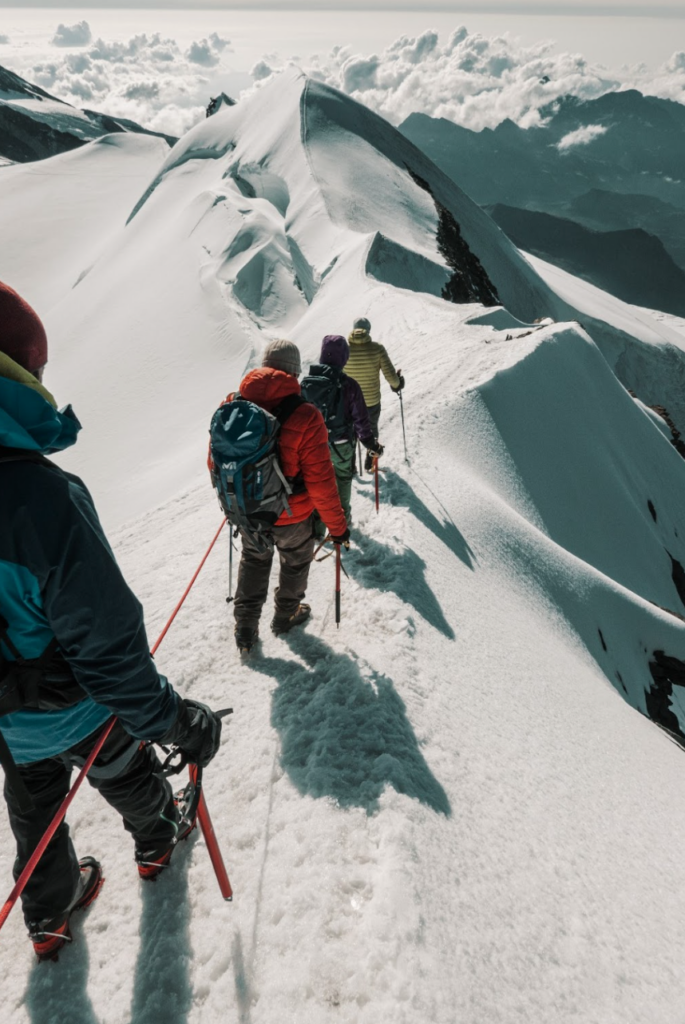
209 393 304 550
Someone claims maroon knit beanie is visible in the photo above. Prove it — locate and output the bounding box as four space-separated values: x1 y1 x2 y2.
0 281 48 373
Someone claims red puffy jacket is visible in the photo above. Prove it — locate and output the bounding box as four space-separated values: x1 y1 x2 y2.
210 367 347 535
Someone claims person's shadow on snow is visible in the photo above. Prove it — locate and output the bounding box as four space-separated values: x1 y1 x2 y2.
24 922 98 1024
129 836 194 1024
344 530 456 640
252 633 451 817
360 466 475 569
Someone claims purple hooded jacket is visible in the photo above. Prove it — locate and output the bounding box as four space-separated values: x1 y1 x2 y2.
310 335 376 447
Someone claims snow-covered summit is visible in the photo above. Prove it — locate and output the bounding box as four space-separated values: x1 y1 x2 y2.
129 68 554 324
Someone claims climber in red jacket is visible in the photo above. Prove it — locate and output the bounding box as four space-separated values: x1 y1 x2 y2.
213 339 349 653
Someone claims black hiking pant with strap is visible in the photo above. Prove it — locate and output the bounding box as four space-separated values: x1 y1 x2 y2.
4 718 176 925
234 516 315 631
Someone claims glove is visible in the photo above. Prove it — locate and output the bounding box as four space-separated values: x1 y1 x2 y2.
391 373 405 394
160 698 222 768
331 527 351 548
366 440 384 458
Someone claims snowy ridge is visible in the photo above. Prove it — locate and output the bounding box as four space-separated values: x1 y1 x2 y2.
2 70 685 1023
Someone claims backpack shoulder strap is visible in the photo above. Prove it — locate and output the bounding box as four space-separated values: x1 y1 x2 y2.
273 393 306 425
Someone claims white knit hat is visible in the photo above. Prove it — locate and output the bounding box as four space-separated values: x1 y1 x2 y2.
262 338 302 376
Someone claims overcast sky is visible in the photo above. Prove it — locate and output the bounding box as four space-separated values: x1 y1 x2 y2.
0 1 683 12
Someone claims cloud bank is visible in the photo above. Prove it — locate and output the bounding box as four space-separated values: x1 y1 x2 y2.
251 26 685 130
51 21 92 48
15 23 233 136
3 23 685 139
557 124 609 151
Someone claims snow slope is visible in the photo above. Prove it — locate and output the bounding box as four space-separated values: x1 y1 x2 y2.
0 133 170 314
3 69 685 1023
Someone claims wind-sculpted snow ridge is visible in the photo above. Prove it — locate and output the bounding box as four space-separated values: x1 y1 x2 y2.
475 323 685 734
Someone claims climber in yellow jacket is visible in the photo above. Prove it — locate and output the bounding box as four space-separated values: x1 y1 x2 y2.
346 317 404 468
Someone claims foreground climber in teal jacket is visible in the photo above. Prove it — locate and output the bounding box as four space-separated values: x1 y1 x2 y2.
0 281 223 962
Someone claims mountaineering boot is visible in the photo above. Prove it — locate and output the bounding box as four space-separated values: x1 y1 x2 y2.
28 856 104 962
271 603 311 636
135 780 198 881
235 625 259 655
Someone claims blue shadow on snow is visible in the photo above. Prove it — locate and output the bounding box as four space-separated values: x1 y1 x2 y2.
129 832 194 1024
377 468 475 570
345 529 456 640
252 633 451 817
25 918 98 1024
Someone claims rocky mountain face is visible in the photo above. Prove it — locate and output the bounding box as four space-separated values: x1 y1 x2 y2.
0 64 176 163
401 90 685 212
401 90 685 312
488 203 685 317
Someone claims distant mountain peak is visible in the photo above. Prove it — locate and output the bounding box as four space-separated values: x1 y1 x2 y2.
0 62 177 163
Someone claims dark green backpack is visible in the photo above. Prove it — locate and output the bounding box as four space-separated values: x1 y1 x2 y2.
300 365 348 443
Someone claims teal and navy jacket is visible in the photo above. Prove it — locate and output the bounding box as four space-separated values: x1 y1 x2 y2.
0 368 180 765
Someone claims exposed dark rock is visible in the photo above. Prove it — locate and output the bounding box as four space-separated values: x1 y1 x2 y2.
81 110 176 146
626 389 685 460
406 167 500 307
649 601 685 623
648 499 657 522
647 650 685 736
598 628 607 652
668 553 685 607
0 104 84 162
650 405 685 458
206 94 236 118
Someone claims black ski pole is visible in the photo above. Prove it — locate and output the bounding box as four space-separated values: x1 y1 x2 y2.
398 387 408 463
226 525 235 604
335 544 341 628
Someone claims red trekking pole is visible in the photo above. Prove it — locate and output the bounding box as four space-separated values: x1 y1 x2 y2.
374 456 380 514
0 519 231 934
190 765 232 900
335 544 341 628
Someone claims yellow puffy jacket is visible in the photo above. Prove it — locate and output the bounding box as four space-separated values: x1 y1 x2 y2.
345 329 400 407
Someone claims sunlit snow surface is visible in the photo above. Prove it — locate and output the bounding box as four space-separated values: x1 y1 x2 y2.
3 70 685 1024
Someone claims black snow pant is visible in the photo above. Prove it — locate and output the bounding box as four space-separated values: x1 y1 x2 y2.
234 516 315 631
4 718 176 926
367 402 381 438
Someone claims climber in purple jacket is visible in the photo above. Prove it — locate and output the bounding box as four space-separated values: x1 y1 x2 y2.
301 334 383 532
